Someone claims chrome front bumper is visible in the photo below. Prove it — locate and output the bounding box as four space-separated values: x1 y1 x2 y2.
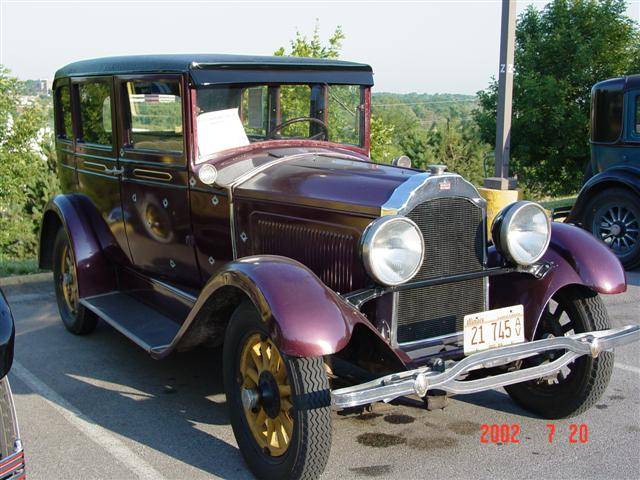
331 325 640 409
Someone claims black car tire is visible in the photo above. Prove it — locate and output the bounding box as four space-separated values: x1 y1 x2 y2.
52 229 97 335
584 187 640 269
505 287 613 419
223 301 332 480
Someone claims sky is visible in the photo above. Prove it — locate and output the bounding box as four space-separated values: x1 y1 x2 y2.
1 0 638 95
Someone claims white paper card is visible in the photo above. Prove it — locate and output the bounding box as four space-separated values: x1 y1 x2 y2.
196 108 249 162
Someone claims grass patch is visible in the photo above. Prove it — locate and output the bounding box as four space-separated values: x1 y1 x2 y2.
538 196 577 210
0 257 41 277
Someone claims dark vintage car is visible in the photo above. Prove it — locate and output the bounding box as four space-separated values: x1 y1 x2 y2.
40 54 639 480
0 290 25 479
567 74 640 269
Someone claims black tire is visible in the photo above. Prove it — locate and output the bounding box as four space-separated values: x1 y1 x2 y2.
584 187 640 269
505 287 613 419
52 229 97 335
223 302 331 480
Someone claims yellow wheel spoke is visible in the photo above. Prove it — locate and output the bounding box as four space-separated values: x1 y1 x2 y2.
281 413 293 439
250 349 262 372
266 418 275 445
260 341 270 371
275 418 287 448
281 398 293 413
255 408 267 429
278 384 291 398
245 367 259 385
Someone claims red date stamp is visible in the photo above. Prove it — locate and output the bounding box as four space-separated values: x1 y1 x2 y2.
480 423 521 443
479 423 589 444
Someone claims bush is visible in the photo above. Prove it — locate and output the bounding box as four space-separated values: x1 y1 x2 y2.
0 67 59 262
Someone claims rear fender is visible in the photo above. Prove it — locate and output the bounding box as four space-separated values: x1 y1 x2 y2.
39 194 116 298
568 166 640 224
489 222 626 340
160 255 380 359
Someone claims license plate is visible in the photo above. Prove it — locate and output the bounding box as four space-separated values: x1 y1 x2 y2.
463 305 525 355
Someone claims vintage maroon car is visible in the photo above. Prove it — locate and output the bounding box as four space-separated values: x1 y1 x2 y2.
40 54 639 480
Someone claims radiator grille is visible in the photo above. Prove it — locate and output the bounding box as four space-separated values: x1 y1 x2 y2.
254 218 357 293
396 197 485 343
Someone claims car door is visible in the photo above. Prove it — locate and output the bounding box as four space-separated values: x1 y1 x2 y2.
115 74 200 288
73 76 131 264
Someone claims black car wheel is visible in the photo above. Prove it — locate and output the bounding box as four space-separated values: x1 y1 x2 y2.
223 301 332 480
505 287 613 419
52 229 97 335
584 188 640 269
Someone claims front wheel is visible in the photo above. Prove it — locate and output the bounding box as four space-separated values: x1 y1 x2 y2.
505 287 613 419
223 302 332 480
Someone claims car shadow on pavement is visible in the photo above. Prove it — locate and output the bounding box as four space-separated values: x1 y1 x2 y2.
451 389 541 419
12 318 253 480
625 269 640 287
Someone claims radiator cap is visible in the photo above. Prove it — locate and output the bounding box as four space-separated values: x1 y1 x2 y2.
428 164 447 175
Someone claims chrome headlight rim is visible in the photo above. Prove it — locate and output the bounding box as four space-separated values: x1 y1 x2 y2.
361 215 425 287
493 201 551 266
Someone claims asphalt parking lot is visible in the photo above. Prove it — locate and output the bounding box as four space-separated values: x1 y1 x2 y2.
1 271 639 480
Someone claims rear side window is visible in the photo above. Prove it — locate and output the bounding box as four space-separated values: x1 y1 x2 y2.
635 95 640 134
124 80 183 152
591 83 623 143
78 80 113 146
55 84 73 140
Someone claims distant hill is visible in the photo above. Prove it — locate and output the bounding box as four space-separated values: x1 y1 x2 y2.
371 92 478 127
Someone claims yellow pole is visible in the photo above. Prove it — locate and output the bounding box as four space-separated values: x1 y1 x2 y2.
479 187 519 239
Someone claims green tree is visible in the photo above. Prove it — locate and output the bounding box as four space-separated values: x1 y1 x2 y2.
475 0 640 196
0 66 58 260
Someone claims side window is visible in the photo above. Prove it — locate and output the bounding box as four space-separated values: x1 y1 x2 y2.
78 80 113 146
241 86 268 136
635 95 640 134
54 84 73 140
124 80 183 152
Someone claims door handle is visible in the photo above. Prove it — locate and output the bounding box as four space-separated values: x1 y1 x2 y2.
83 161 108 173
106 166 125 176
132 169 173 182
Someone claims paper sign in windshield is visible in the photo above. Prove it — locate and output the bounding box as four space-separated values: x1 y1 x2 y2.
196 108 249 162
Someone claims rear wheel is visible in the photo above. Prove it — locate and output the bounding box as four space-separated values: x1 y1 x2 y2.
505 287 613 419
223 302 332 480
52 229 97 335
584 188 640 269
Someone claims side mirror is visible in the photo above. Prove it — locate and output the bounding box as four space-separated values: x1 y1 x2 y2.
0 290 15 379
391 155 412 168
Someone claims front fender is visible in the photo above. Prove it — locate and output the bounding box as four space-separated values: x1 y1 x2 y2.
160 255 372 358
489 222 626 339
39 194 116 298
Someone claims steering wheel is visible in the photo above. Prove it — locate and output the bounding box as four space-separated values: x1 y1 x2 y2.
266 116 329 140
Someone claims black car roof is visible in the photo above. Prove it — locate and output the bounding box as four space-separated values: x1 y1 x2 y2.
592 74 640 92
55 54 374 85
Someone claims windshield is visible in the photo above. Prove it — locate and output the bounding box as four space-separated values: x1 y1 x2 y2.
195 83 364 161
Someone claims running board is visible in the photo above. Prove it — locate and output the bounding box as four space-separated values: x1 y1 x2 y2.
80 292 180 353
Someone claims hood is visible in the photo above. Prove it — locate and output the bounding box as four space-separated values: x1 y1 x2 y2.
218 147 419 216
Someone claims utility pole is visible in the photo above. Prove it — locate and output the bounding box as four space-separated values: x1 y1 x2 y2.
481 0 518 235
485 0 517 189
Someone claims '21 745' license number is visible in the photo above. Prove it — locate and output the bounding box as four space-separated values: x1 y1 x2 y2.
463 305 524 355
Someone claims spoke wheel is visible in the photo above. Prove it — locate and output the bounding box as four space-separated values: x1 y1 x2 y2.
60 243 78 315
239 334 294 457
224 302 332 480
585 188 640 269
52 229 97 335
504 287 613 419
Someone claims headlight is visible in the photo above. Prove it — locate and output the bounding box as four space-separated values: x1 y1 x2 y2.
362 216 424 286
492 201 551 266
